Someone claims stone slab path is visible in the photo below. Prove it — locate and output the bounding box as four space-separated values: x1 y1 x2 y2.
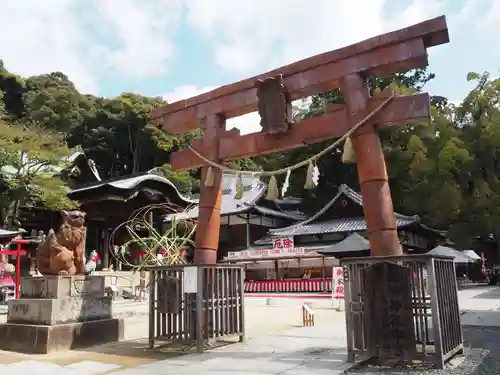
0 319 353 375
2 286 500 374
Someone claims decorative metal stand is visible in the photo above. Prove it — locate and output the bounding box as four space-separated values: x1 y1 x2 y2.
341 255 463 369
149 264 245 352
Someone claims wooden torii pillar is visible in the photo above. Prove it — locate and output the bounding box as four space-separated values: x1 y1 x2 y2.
153 16 449 265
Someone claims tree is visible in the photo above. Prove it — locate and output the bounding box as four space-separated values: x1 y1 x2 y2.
0 60 25 119
449 72 500 247
68 93 199 181
0 121 78 228
149 164 199 195
253 68 437 214
22 72 95 133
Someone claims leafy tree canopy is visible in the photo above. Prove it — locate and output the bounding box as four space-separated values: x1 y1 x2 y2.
1 57 500 248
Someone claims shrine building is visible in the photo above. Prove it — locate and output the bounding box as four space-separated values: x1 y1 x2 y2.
224 184 446 293
163 173 306 260
18 148 196 271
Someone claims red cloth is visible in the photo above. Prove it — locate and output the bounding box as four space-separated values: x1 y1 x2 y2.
0 275 15 286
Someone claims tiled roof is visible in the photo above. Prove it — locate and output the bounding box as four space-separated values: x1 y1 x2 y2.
0 229 23 239
317 233 370 254
428 246 478 264
253 184 422 244
165 174 305 221
253 214 417 245
68 173 196 204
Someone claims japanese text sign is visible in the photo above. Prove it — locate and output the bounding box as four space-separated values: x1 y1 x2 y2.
332 266 344 300
273 237 294 251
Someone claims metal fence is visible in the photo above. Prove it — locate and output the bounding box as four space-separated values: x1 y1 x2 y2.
148 264 245 352
340 255 463 369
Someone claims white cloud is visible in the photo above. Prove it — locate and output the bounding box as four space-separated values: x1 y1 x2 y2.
183 0 449 77
0 0 99 94
91 0 183 78
0 0 183 94
1 0 497 104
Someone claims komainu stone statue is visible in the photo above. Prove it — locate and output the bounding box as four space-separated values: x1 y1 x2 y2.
36 210 86 275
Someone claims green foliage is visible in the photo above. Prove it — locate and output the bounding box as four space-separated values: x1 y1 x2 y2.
2 55 500 249
22 72 95 132
150 164 199 195
0 120 78 227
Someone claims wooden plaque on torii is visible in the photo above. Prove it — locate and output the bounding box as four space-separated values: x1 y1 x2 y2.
152 16 450 265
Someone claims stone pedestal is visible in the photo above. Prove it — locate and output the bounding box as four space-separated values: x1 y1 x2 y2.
0 275 124 354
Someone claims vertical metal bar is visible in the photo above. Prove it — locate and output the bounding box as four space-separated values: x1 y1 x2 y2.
409 261 420 345
182 267 189 341
209 267 215 339
428 257 444 369
196 266 204 353
148 269 156 348
172 268 179 340
239 266 246 342
451 261 464 352
203 267 209 339
442 261 452 354
161 269 168 338
417 262 428 352
222 267 228 335
156 270 163 342
231 267 238 334
215 267 221 337
343 262 355 362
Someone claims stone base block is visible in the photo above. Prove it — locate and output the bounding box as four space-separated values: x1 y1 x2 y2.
20 275 105 299
8 296 112 325
0 318 124 354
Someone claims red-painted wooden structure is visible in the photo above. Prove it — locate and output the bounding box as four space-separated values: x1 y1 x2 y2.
0 239 28 299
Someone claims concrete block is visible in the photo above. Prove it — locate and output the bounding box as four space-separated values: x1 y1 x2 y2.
7 296 112 325
0 318 124 354
20 275 105 299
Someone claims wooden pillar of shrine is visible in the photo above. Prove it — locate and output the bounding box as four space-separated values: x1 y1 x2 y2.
194 114 226 265
341 74 402 257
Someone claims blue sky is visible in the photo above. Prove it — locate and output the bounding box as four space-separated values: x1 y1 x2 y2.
0 0 498 134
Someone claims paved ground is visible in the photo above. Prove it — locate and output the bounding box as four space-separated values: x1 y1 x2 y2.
347 285 500 375
0 296 349 374
0 287 500 374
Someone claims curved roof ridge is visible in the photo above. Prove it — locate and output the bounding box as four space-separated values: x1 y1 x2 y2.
269 184 420 234
269 188 344 234
69 173 198 204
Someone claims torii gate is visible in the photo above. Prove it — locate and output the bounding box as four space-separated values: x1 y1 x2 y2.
152 16 449 265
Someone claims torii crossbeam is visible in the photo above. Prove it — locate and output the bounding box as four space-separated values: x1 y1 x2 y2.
152 16 449 264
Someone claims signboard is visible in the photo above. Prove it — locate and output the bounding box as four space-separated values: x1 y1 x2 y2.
226 247 305 260
273 237 294 251
183 266 198 294
362 262 416 358
332 266 344 300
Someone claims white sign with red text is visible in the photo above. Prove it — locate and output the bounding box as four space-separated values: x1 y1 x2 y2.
332 266 345 310
272 237 294 251
226 247 305 260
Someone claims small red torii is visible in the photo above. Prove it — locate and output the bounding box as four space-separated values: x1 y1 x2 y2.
0 239 29 299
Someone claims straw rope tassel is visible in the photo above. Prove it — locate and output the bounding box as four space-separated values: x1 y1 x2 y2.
265 175 279 200
304 160 315 189
234 173 244 200
204 166 215 187
342 136 356 164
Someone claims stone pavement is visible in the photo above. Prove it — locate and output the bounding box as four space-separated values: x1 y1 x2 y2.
0 316 353 375
113 321 354 375
1 286 499 374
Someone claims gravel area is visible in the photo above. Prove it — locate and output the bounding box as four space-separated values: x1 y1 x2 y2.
347 326 500 375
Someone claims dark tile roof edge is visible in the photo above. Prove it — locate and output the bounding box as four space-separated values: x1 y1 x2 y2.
269 184 421 235
68 173 197 204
